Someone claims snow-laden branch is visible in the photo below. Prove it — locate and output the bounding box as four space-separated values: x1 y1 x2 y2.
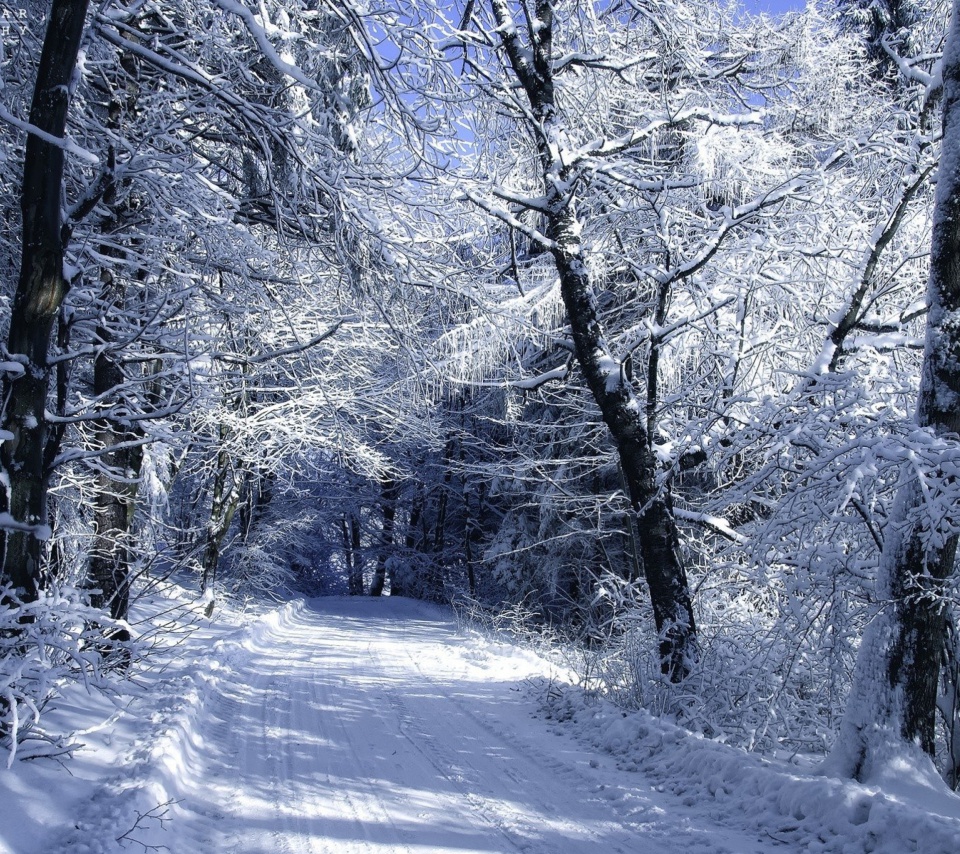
809 160 936 376
212 0 322 92
586 163 700 193
490 186 552 213
673 507 747 543
511 360 570 390
211 320 344 366
0 513 51 540
92 18 299 152
63 159 116 240
0 103 98 165
460 190 557 250
52 437 153 470
619 295 737 355
881 35 936 89
553 51 654 75
568 106 762 164
45 397 188 426
651 173 819 286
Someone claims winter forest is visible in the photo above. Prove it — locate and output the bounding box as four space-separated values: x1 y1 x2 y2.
3 0 960 849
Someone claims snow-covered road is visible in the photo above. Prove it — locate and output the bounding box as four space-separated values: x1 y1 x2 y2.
20 593 957 854
68 596 777 854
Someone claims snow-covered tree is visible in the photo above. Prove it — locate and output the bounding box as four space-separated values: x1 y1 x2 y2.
0 0 91 603
825 0 960 785
427 0 834 679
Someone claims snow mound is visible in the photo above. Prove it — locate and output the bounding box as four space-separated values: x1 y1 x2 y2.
10 586 269 854
537 682 960 854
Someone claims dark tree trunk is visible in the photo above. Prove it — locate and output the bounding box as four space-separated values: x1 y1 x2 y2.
350 513 364 593
88 328 143 621
370 478 398 597
827 0 960 780
489 0 696 680
342 512 364 596
463 493 477 599
238 470 274 543
87 45 146 623
200 443 246 595
404 492 423 554
551 204 696 679
401 486 446 602
0 0 91 601
432 482 449 556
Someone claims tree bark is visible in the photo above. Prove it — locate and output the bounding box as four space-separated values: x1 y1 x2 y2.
826 0 960 781
342 511 365 596
200 443 246 595
489 0 696 680
369 477 398 597
0 0 91 601
88 326 143 621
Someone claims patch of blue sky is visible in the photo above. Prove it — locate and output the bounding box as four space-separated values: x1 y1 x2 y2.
743 0 806 16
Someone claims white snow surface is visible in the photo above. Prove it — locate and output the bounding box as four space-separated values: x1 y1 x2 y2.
1 589 958 853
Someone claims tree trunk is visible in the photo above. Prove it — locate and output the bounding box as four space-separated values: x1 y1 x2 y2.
87 44 147 623
369 478 397 597
200 444 246 595
342 511 365 596
404 491 423 554
88 332 143 621
0 0 91 601
238 470 274 542
489 0 696 680
552 203 696 680
941 619 960 789
463 491 477 599
825 0 960 781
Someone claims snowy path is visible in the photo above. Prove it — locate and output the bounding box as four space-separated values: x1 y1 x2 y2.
218 598 779 852
8 593 958 854
63 596 779 854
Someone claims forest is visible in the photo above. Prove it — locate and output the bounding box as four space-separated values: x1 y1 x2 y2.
1 0 960 808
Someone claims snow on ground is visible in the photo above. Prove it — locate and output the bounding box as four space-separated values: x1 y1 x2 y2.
536 687 960 853
0 589 958 853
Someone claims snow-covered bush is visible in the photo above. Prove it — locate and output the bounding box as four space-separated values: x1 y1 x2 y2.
0 585 129 765
217 499 321 599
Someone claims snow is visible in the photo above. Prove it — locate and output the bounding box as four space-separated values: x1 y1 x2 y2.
544 685 960 854
0 104 99 165
1 588 957 854
213 0 319 92
597 351 623 393
0 512 49 537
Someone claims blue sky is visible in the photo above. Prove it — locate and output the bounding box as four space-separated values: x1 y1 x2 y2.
744 0 807 15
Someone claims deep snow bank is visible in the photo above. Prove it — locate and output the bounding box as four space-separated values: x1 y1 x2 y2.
49 598 314 854
0 584 275 854
535 682 960 854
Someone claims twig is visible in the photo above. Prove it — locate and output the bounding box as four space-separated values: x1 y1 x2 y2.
115 798 180 851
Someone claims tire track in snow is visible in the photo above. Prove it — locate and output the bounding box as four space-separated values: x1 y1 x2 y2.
394 629 758 854
372 643 635 854
209 597 651 854
380 616 757 854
